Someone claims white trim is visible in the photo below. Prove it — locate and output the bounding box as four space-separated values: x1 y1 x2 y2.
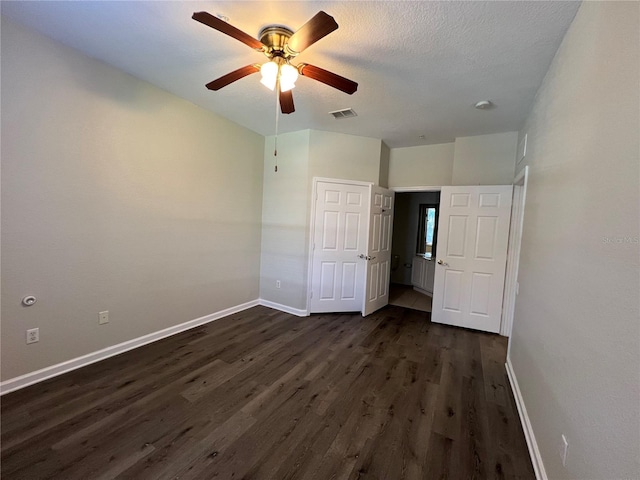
506 358 548 480
306 178 321 313
311 177 373 187
259 299 309 317
390 185 442 192
517 134 528 164
0 299 260 396
503 166 529 340
514 165 527 184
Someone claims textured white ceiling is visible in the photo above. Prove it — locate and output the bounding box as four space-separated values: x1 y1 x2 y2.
1 1 579 147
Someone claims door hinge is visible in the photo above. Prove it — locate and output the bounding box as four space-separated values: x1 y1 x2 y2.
310 291 313 299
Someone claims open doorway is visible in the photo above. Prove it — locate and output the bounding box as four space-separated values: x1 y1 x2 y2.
389 190 441 313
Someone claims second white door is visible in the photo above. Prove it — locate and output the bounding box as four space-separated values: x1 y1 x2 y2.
363 186 394 316
432 185 513 333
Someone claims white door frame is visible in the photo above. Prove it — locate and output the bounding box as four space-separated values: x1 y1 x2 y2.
389 186 442 292
502 166 529 340
306 177 374 313
393 182 524 336
390 186 442 193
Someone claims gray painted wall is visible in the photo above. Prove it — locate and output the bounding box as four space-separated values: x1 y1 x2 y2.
509 2 639 478
452 132 518 185
388 132 517 188
1 19 265 380
259 129 383 310
259 131 311 309
388 143 455 187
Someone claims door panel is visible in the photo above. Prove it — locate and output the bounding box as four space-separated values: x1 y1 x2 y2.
310 182 369 313
447 216 468 257
341 263 357 299
379 261 388 297
475 216 498 259
469 272 491 315
443 269 463 311
319 262 336 299
344 213 360 250
322 211 339 249
368 263 379 301
432 185 512 333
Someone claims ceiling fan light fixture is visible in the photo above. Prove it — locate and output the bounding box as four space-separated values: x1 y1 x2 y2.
260 61 278 91
279 63 299 92
193 10 358 115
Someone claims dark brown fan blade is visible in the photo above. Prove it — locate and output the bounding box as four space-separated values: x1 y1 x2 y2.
206 65 260 91
287 11 338 54
298 64 358 95
193 12 265 51
279 89 295 114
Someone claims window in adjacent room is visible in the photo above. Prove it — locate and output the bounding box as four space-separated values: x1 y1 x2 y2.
417 204 438 258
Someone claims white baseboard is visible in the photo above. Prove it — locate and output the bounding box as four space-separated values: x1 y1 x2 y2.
259 299 309 317
0 299 260 396
505 357 548 480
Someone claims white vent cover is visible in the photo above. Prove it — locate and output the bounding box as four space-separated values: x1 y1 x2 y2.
329 108 357 119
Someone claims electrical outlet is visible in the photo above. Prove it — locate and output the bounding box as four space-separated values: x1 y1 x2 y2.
98 311 109 325
26 328 39 344
560 434 569 467
276 280 281 289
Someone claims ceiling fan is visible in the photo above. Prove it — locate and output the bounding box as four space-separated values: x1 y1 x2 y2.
192 11 358 115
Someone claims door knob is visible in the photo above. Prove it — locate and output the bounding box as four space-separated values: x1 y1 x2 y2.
437 259 449 266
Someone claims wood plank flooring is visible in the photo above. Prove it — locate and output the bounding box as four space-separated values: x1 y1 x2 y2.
1 305 534 479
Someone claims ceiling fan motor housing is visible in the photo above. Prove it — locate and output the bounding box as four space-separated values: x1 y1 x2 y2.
259 26 295 59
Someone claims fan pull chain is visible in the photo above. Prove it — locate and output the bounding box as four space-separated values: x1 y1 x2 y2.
274 85 280 172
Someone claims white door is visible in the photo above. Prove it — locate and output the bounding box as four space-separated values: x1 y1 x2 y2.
309 182 369 313
363 186 394 316
432 186 513 333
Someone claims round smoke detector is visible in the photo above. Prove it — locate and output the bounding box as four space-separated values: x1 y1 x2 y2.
474 100 494 110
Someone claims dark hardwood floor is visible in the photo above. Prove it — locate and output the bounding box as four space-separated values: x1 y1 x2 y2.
1 305 534 479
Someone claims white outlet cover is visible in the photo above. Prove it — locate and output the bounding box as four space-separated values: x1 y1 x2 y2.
26 328 39 344
99 311 109 324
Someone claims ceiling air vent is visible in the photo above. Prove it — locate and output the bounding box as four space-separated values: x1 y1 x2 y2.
329 108 357 119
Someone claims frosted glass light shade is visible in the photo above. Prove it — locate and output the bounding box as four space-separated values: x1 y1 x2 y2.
260 61 278 91
279 63 299 92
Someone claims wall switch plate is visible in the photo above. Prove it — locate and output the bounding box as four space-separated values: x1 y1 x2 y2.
98 311 109 325
276 280 281 289
560 434 569 467
26 328 39 344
